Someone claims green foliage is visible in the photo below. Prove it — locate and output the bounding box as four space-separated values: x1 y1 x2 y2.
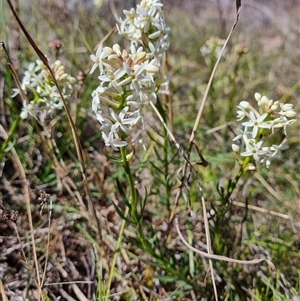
0 1 299 301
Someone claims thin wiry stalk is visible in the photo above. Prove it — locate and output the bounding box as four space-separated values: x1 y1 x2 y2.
201 191 218 301
149 100 196 172
169 7 242 224
40 195 53 290
0 126 44 301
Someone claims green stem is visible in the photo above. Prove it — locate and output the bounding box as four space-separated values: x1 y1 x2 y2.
105 147 134 300
104 206 129 301
120 146 138 222
225 156 251 200
120 147 154 253
1 116 20 155
119 147 201 293
163 127 171 211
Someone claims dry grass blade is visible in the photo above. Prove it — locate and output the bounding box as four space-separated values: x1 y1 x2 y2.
149 100 196 172
71 284 89 301
58 288 77 301
0 280 8 301
201 192 218 301
254 172 285 203
0 125 44 300
232 200 290 219
40 193 52 291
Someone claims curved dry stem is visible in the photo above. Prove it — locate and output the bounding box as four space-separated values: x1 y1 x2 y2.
174 215 276 271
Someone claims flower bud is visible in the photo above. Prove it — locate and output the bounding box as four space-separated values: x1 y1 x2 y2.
113 44 122 56
270 104 278 111
254 93 261 101
281 104 294 111
239 101 250 109
232 144 240 152
283 110 296 118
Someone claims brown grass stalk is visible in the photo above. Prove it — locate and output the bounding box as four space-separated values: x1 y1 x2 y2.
6 0 102 242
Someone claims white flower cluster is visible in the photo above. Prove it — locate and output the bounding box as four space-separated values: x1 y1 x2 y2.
90 44 159 150
116 0 170 66
14 60 76 121
232 93 296 168
90 0 170 151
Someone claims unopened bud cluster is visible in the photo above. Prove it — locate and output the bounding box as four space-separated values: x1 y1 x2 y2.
116 0 170 65
90 0 170 150
14 60 76 121
232 93 296 168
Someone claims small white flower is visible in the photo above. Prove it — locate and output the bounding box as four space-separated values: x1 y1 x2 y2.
241 140 269 162
20 101 38 119
234 93 296 167
40 84 60 99
242 111 271 138
17 59 75 121
11 88 22 98
123 8 138 24
99 117 113 131
269 139 289 157
136 6 160 32
102 131 127 150
109 106 136 134
271 116 296 135
23 62 41 88
90 44 108 74
236 101 250 120
118 62 147 92
98 68 125 93
232 126 250 143
92 89 101 113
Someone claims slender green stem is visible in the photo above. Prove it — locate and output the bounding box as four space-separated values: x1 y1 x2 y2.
104 206 129 301
120 147 153 252
163 127 171 211
1 116 20 154
119 147 201 293
225 156 251 200
120 147 138 222
104 147 134 300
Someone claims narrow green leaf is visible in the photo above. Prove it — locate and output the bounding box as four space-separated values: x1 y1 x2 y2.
112 200 133 224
